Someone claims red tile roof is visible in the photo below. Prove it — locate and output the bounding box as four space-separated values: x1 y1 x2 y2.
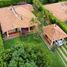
43 24 67 42
0 4 37 33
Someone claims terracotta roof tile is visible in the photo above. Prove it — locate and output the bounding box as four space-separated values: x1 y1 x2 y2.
43 24 67 42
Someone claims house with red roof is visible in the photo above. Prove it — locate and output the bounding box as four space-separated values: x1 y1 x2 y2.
43 24 67 46
0 4 37 40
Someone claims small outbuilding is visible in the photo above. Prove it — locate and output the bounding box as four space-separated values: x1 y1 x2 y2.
43 24 67 46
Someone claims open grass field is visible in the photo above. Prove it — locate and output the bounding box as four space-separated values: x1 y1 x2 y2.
4 33 65 67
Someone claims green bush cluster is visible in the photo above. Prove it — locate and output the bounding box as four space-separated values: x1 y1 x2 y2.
0 45 52 67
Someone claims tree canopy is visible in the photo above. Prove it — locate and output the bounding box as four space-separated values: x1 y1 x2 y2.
0 44 52 67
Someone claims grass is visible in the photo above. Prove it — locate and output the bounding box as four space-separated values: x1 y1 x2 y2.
0 33 4 52
60 46 67 57
4 33 65 67
57 48 67 64
0 34 3 46
63 44 67 50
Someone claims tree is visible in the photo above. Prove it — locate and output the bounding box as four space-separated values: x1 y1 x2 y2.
0 45 52 67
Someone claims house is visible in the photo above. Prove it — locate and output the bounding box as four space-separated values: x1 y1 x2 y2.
0 4 37 39
43 24 67 46
44 2 67 22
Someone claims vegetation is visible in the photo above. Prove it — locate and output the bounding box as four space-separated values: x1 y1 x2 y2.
0 0 32 7
33 0 67 33
0 33 4 52
0 0 66 67
0 0 64 7
0 44 52 67
3 33 65 67
48 12 67 33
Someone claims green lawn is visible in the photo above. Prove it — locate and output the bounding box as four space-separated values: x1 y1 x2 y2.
0 33 4 52
4 33 65 67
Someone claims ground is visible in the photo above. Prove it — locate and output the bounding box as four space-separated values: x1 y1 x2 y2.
4 33 65 67
56 39 67 66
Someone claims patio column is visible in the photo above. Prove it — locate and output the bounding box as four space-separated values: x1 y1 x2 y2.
28 27 30 32
51 41 53 45
7 31 9 37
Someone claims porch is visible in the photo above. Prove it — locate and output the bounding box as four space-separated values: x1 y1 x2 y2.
3 26 36 40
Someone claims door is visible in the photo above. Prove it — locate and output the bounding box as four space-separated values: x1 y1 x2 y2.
21 28 28 35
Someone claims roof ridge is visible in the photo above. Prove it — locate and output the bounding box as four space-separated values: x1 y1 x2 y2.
10 6 23 20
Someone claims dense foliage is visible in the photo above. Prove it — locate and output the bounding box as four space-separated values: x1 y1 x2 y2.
0 45 52 67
